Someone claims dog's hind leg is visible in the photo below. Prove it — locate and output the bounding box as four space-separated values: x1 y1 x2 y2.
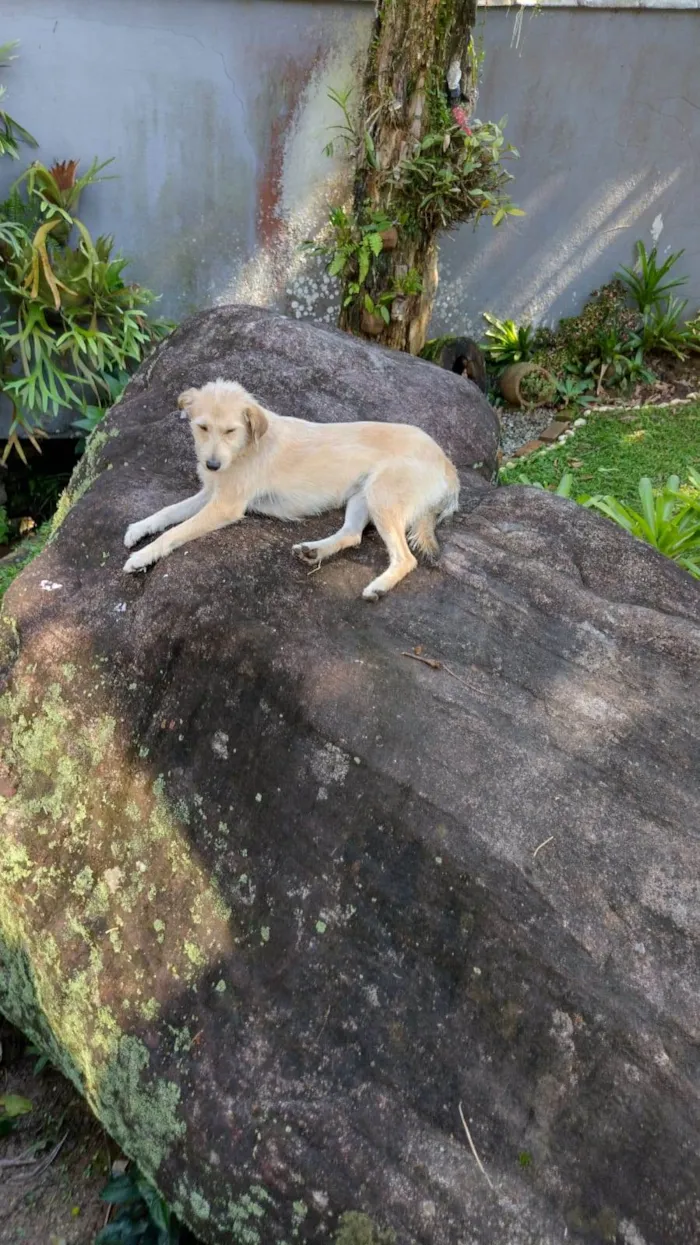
361 465 425 600
293 493 369 566
124 488 210 549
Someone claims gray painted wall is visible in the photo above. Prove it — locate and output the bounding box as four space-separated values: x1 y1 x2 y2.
435 4 700 335
1 1 698 395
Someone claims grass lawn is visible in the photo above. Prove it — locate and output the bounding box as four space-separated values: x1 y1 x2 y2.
500 401 700 505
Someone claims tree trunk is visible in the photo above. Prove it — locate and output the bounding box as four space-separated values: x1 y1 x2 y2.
338 0 478 354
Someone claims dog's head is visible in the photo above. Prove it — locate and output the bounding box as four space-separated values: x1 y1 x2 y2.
177 380 268 473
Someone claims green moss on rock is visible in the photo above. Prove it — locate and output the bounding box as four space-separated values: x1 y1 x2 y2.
334 1211 397 1245
0 672 234 1178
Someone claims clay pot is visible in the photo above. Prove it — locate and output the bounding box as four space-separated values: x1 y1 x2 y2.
379 227 398 251
360 309 385 337
499 362 556 409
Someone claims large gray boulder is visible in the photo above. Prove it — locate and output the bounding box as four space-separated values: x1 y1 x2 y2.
0 306 699 1245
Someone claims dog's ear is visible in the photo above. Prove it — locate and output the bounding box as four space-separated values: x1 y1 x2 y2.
244 402 268 446
177 387 199 414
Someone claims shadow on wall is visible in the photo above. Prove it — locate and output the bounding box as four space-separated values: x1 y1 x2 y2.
432 6 700 333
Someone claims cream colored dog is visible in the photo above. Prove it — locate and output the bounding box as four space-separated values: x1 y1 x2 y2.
123 379 460 600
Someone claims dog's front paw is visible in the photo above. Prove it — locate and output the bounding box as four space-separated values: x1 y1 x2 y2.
293 542 321 566
124 544 160 574
124 522 148 549
362 584 385 603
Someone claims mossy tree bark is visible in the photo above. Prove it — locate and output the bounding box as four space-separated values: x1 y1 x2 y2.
338 0 478 354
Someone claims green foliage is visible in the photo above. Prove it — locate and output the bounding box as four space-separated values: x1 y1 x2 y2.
0 161 173 458
482 313 534 366
419 334 456 363
96 1169 181 1245
580 472 700 578
392 267 423 297
617 241 688 315
0 504 9 543
322 86 358 159
73 367 129 452
640 297 697 360
510 472 574 497
398 116 522 233
509 466 700 577
307 77 521 327
519 367 557 407
334 1211 397 1245
304 205 392 307
25 1041 51 1074
555 280 640 373
0 42 37 160
554 374 595 408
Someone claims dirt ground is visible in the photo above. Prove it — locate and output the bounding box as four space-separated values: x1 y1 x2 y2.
0 1020 116 1245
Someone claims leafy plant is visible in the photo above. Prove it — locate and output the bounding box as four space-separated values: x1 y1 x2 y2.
618 346 656 390
305 204 398 308
0 42 37 160
0 505 9 543
25 1042 51 1074
0 162 172 459
392 267 423 297
640 298 696 360
15 156 114 242
580 473 700 577
398 115 522 233
72 367 129 452
584 327 638 394
617 241 688 315
554 280 639 373
554 375 594 408
482 313 534 366
519 367 557 407
96 1169 181 1245
363 291 393 326
0 1091 32 1137
321 86 359 159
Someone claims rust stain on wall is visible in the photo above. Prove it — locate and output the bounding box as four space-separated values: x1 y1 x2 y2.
256 50 325 248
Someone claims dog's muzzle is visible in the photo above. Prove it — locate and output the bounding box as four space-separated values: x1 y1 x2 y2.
206 459 221 472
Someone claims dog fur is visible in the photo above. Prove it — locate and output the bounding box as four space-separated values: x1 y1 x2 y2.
123 380 460 600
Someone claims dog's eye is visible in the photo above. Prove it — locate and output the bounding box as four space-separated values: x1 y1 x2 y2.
197 424 209 434
223 429 236 436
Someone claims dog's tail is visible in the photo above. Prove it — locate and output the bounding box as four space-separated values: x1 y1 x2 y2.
408 467 460 562
435 467 460 526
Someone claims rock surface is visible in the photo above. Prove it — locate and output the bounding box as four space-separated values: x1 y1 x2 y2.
1 305 699 1245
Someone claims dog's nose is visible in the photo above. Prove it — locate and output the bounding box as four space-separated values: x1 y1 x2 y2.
206 459 221 472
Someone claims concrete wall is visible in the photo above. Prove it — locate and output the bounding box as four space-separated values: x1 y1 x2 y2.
434 3 700 335
1 1 698 356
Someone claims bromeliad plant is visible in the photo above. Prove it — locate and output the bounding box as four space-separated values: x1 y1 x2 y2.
0 158 172 459
482 313 534 366
581 470 700 578
540 469 700 579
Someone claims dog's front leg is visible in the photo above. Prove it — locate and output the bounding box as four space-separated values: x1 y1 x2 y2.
124 488 211 550
123 499 245 573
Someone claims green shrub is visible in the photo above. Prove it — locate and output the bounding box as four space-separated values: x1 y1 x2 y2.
617 240 688 315
482 313 534 366
0 41 173 461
